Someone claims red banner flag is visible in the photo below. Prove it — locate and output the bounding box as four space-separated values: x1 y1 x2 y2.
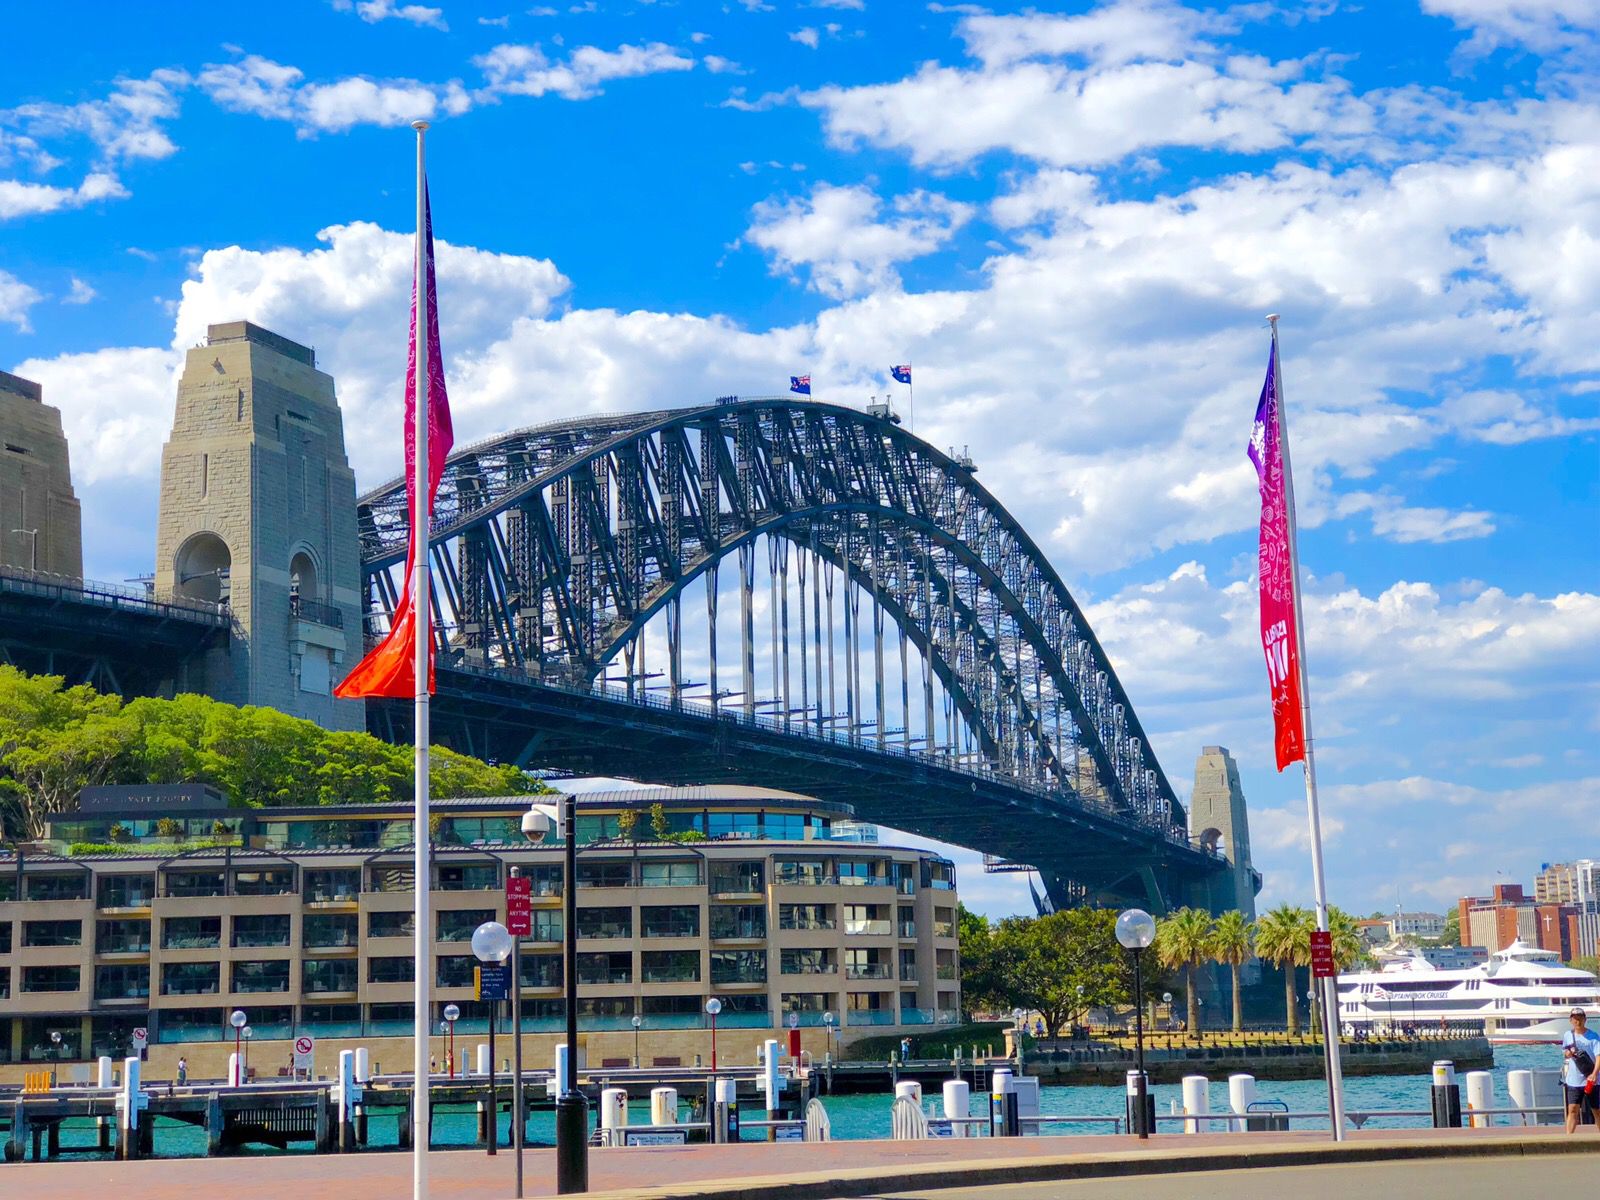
1248 343 1306 770
335 188 454 699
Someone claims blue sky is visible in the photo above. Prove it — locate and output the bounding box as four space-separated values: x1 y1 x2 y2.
2 0 1597 921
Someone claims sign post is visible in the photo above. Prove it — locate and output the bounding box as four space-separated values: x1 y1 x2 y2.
131 1028 148 1058
293 1035 316 1077
507 872 530 1197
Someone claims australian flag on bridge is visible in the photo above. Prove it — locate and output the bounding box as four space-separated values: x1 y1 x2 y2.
790 374 811 395
891 364 912 385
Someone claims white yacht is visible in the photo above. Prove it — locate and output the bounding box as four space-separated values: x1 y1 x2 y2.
1337 940 1600 1043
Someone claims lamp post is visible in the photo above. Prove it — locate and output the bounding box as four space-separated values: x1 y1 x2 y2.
11 528 38 571
822 1010 835 1062
1162 992 1173 1034
243 1026 253 1079
444 1004 460 1078
230 1009 247 1086
50 1030 62 1060
1115 908 1156 1139
632 1014 642 1069
438 1021 447 1075
705 998 722 1071
473 921 513 1157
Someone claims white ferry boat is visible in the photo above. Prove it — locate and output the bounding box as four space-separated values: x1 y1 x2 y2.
1337 940 1600 1044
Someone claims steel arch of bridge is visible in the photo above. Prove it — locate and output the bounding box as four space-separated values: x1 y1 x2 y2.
356 397 1190 862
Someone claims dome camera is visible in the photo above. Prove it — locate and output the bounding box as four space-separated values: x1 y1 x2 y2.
521 803 556 843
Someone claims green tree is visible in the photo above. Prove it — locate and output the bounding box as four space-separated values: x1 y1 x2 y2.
617 808 639 842
1327 907 1366 970
107 822 132 843
1155 907 1216 1029
1209 910 1253 1032
0 668 136 839
955 905 1003 1012
154 817 183 838
1437 908 1461 947
1253 903 1314 1033
989 909 1128 1042
649 802 670 841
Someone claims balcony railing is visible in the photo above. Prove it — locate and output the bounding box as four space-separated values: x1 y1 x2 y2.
936 963 958 980
844 919 891 936
774 874 836 887
844 1009 896 1025
779 916 836 931
640 966 700 984
643 922 701 939
709 922 766 940
232 931 291 948
899 966 919 982
932 922 956 939
846 963 891 980
162 934 221 950
710 967 767 985
576 967 632 985
898 921 916 938
577 923 632 940
97 934 151 954
291 596 344 628
781 961 837 975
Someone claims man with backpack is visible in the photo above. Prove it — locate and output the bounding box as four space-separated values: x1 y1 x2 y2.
1562 1008 1600 1132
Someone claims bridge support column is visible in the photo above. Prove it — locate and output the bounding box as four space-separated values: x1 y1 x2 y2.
206 1091 225 1156
740 541 755 718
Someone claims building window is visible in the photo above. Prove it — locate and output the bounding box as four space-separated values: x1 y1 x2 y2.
847 991 888 1011
368 865 415 893
438 863 499 892
155 1008 225 1043
438 816 521 845
163 916 221 950
773 859 828 885
710 949 766 985
520 954 562 988
437 908 496 942
529 910 563 943
232 913 291 948
23 919 82 947
640 994 702 1017
933 908 956 939
577 997 634 1018
710 904 766 939
779 903 834 931
368 956 415 984
304 912 358 948
709 861 764 895
436 955 477 989
304 869 359 902
898 906 915 938
642 950 700 983
96 919 150 954
369 910 415 939
162 961 220 996
234 868 296 896
576 907 631 940
165 870 226 899
577 952 632 985
0 921 10 954
838 860 889 886
641 905 700 939
23 965 82 993
781 992 831 1014
898 949 918 982
233 960 292 993
521 864 563 897
845 948 890 980
301 1003 361 1032
576 860 633 889
367 1003 415 1030
707 811 760 840
842 905 890 936
303 958 359 994
781 948 835 975
98 874 155 909
639 860 701 887
0 967 9 1000
24 873 89 901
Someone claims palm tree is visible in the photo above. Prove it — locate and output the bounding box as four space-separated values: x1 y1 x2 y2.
1209 910 1253 1033
1253 904 1314 1033
1155 908 1215 1032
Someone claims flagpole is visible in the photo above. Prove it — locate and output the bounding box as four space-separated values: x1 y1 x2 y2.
1267 313 1346 1141
907 362 913 432
411 119 433 1200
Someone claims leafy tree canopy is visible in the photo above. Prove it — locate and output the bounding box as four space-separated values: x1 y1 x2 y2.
0 666 542 841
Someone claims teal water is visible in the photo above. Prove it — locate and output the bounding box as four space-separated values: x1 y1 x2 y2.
30 1044 1556 1161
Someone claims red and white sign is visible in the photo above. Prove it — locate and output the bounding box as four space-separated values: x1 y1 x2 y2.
131 1027 148 1051
506 875 532 937
1309 930 1335 979
293 1035 316 1071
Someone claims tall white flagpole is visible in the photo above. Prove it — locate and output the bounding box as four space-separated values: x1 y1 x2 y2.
411 119 433 1199
1268 313 1347 1140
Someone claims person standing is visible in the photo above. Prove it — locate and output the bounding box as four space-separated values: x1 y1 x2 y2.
1562 1008 1600 1133
176 1056 188 1085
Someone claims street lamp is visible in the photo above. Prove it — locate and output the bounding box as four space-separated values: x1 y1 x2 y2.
1162 992 1173 1033
242 1026 253 1078
1115 908 1156 1139
472 920 514 1158
823 1010 836 1062
11 528 38 572
632 1014 643 1069
525 795 586 1195
438 1021 448 1074
50 1030 62 1059
444 1004 460 1078
230 1009 247 1085
706 998 722 1071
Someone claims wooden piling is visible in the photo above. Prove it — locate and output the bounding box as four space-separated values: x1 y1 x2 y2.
7 1100 27 1162
206 1093 225 1157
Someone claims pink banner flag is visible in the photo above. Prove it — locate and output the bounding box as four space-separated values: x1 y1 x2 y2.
336 186 454 699
1248 343 1306 771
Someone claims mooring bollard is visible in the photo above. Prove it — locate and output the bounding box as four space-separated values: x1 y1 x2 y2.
990 1068 1019 1137
1228 1073 1256 1133
117 1055 143 1161
337 1049 359 1152
763 1039 782 1140
97 1057 115 1151
895 1080 923 1108
1465 1070 1494 1128
1506 1069 1534 1127
354 1047 371 1144
651 1086 678 1126
228 1051 243 1088
600 1088 628 1144
1125 1069 1153 1137
1182 1075 1210 1134
476 1044 490 1077
943 1079 970 1137
714 1078 740 1143
1431 1060 1461 1128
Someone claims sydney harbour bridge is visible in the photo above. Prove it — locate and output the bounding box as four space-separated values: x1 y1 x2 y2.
0 332 1231 912
353 398 1223 910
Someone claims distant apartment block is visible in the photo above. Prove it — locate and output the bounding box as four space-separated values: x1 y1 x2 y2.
1459 882 1576 960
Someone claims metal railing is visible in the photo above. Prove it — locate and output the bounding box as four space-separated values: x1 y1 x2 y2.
0 565 230 625
290 596 344 628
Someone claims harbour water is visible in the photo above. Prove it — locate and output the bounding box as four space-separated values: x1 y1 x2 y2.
29 1044 1555 1160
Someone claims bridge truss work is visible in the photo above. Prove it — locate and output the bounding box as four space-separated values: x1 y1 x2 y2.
356 398 1221 907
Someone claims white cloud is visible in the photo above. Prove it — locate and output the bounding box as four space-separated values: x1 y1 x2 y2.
0 270 43 331
474 41 694 100
332 0 449 30
0 172 128 221
1334 492 1496 544
789 27 821 48
746 182 972 299
198 55 467 134
64 277 96 306
1420 0 1600 55
2 69 188 167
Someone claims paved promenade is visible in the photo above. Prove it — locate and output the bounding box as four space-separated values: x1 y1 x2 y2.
6 1126 1593 1200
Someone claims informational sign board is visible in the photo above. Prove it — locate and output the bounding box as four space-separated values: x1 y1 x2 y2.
624 1129 687 1146
131 1028 148 1051
927 1119 954 1138
476 963 511 1001
293 1035 316 1072
506 875 532 937
774 1123 805 1141
1309 929 1335 979
788 1027 802 1058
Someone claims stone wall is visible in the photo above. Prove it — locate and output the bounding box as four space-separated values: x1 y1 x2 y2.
0 369 82 578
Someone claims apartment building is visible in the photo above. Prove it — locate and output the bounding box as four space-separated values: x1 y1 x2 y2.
0 784 961 1070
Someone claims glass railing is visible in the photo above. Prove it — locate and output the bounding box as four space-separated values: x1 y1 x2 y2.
900 1007 932 1024
844 920 892 936
98 935 151 953
846 963 891 979
837 877 892 887
778 918 836 931
576 968 632 985
162 982 220 996
709 922 765 939
641 967 700 984
846 1009 897 1026
642 923 701 939
366 1020 414 1037
304 931 359 949
936 964 958 979
232 932 291 948
900 967 919 982
898 922 916 938
157 1024 228 1043
711 968 767 985
773 874 836 887
781 962 837 975
96 982 150 1000
898 880 917 895
933 923 956 939
576 924 632 940
234 978 291 993
162 935 221 950
299 1021 363 1038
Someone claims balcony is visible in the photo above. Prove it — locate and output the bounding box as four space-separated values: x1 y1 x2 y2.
97 933 151 955
933 922 956 939
711 966 767 986
576 967 632 986
844 919 891 936
898 921 916 938
936 963 958 980
846 963 891 980
781 962 837 976
845 1009 897 1026
641 965 700 984
709 921 765 940
778 915 835 932
899 965 919 982
773 873 836 887
232 930 290 948
291 596 344 628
